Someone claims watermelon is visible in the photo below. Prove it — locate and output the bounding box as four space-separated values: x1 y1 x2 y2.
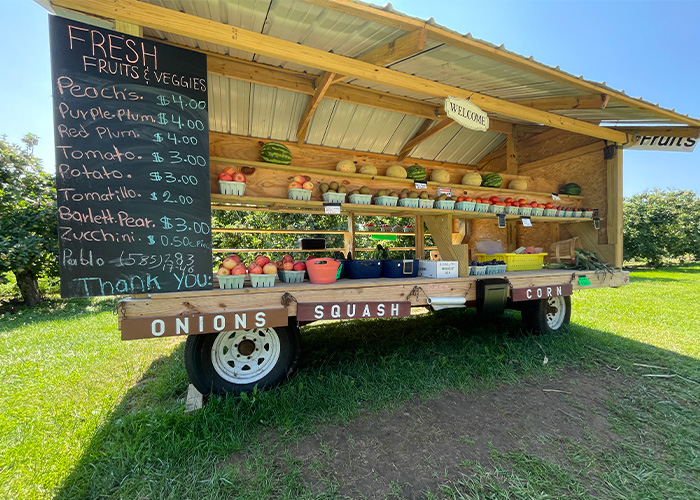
406 164 427 181
260 142 292 165
481 173 503 188
559 183 582 195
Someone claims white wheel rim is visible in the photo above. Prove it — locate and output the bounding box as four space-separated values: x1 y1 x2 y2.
211 328 281 384
545 296 566 330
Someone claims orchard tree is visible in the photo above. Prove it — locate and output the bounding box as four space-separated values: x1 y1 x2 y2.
0 135 58 305
623 189 700 266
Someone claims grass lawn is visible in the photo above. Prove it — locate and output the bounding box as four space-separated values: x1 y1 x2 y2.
1 266 698 499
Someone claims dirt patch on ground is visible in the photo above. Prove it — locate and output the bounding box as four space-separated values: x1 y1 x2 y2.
282 368 622 499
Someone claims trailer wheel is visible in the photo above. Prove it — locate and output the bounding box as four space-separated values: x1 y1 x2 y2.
521 296 571 334
184 322 300 395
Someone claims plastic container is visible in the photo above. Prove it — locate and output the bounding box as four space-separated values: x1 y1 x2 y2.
403 225 415 233
489 204 505 214
288 188 312 201
435 200 456 210
476 253 548 271
469 265 487 276
563 210 573 218
455 201 476 211
531 207 544 216
573 210 583 217
583 210 594 218
348 193 372 205
306 258 341 284
217 274 246 289
322 192 347 203
418 198 435 209
474 202 490 212
277 270 305 283
519 206 533 216
485 264 507 274
505 206 519 215
543 208 557 217
398 198 420 208
382 259 419 278
344 259 382 279
249 274 276 288
219 181 246 196
374 196 398 207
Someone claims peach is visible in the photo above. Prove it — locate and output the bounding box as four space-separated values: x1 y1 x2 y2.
288 181 303 190
262 263 278 274
218 172 233 181
217 266 231 275
233 172 246 183
302 181 314 190
223 166 236 176
222 255 240 269
282 261 294 271
292 175 306 184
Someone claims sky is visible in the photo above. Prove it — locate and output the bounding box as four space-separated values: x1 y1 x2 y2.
1 0 698 197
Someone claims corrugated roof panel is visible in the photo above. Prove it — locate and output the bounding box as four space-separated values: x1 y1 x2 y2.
208 74 230 134
436 129 505 165
409 124 461 159
305 99 336 145
352 109 407 153
382 116 426 156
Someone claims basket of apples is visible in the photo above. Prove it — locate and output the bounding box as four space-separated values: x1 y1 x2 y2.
218 167 247 195
247 255 278 287
276 254 307 283
216 254 247 289
288 175 314 201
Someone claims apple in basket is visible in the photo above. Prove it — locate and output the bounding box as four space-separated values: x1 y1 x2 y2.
282 261 295 271
222 254 241 269
248 262 263 274
282 254 294 263
218 172 233 181
233 172 246 183
263 263 278 274
231 264 247 275
292 261 307 271
254 254 271 267
217 265 231 276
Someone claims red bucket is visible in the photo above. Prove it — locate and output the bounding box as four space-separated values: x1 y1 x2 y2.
306 258 341 284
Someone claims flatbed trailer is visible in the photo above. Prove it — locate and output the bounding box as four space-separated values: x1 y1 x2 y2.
39 0 696 396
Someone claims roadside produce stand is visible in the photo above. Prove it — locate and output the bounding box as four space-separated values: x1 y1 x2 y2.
41 0 699 395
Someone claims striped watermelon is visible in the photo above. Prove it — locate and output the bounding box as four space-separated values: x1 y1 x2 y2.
260 142 292 165
406 164 427 181
481 173 503 188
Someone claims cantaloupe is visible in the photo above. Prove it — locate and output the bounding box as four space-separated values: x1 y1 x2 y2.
359 164 377 175
461 172 482 186
386 165 407 178
508 178 528 191
430 169 450 183
336 159 356 173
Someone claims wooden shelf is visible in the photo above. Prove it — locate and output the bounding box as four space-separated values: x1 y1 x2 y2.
210 194 593 223
211 157 585 201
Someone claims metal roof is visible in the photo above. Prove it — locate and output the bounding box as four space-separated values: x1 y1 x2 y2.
133 0 697 165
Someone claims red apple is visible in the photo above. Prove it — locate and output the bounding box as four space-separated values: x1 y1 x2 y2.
222 255 240 269
255 254 271 267
282 261 294 271
233 172 246 183
231 264 247 275
248 262 263 274
282 254 294 263
217 265 231 276
292 261 307 271
288 181 303 190
292 175 306 184
218 172 233 181
302 181 314 190
262 262 278 274
223 166 236 176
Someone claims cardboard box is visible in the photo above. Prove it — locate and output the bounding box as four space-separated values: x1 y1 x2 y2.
418 260 458 278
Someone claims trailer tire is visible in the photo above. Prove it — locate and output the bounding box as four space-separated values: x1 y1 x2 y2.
184 322 300 396
521 295 571 334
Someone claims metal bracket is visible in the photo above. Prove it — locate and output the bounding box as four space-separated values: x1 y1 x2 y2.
281 292 297 308
407 285 426 303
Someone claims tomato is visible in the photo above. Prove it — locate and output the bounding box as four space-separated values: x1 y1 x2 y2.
496 202 506 206
475 197 482 203
538 203 546 209
489 196 500 203
518 198 527 204
464 197 473 202
530 201 538 208
545 202 554 209
504 197 514 204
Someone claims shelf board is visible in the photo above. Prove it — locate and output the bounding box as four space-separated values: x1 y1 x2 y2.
210 194 593 223
210 157 584 201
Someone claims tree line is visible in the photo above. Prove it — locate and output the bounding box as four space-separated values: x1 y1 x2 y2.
1 134 698 305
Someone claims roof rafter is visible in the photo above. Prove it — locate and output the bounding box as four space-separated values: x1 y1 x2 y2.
296 72 336 145
512 94 609 111
51 0 631 143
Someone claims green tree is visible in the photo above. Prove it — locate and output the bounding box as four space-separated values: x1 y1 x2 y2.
623 189 700 266
0 135 58 305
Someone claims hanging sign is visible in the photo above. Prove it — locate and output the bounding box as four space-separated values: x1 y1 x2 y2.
627 135 698 152
444 97 489 132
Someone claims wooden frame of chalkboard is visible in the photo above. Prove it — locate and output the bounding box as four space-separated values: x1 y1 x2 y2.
49 16 212 298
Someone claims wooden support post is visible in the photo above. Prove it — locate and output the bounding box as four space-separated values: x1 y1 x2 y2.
423 215 469 276
506 220 518 252
506 124 518 174
345 213 356 258
606 146 623 267
414 215 425 259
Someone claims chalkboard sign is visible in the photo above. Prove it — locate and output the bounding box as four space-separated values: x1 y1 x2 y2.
49 16 212 297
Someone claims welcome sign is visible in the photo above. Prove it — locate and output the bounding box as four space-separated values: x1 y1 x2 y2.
444 97 489 132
